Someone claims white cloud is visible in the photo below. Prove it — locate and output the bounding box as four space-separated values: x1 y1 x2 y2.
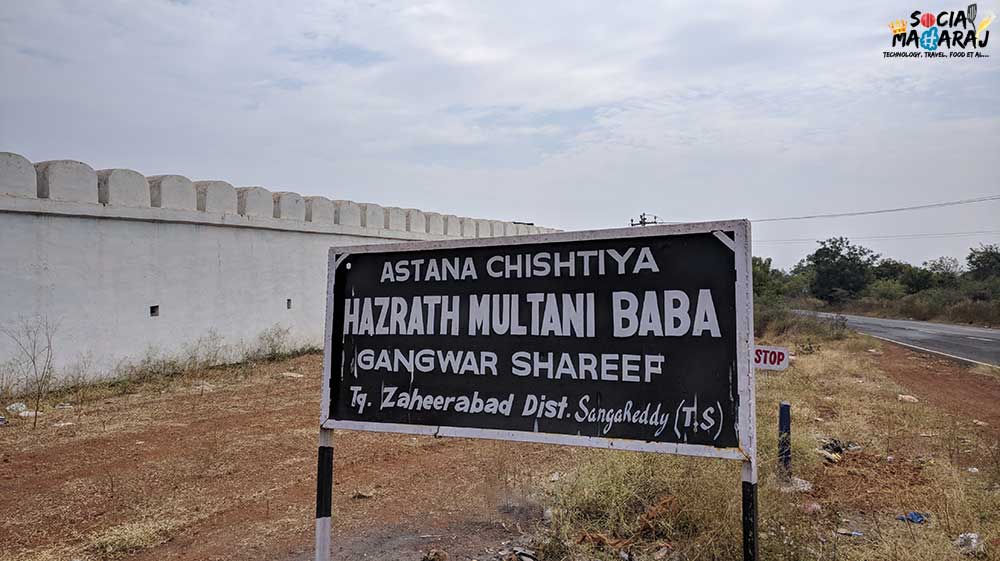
1 0 998 267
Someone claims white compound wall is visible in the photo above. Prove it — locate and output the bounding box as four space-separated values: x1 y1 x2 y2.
0 152 558 381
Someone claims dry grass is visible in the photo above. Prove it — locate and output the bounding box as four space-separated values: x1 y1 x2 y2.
3 333 320 429
0 549 76 561
542 325 1000 560
1 510 199 561
0 352 320 561
86 518 173 558
970 364 1000 381
846 295 1000 326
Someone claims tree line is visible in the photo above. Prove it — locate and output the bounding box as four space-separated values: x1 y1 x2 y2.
754 239 1000 325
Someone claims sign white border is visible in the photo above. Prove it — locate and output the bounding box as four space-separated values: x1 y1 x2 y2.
319 220 755 464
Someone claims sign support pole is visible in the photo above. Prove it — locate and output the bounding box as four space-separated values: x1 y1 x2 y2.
314 428 334 561
735 220 758 561
778 401 792 481
741 460 758 561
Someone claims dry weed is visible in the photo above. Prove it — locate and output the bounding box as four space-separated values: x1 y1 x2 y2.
86 519 173 558
544 327 1000 561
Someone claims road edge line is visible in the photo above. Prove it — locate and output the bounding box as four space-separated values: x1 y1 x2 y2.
868 335 998 368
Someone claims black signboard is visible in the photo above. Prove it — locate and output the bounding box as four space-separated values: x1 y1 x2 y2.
320 221 754 460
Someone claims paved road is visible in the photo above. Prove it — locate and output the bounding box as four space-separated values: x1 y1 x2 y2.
798 311 1000 367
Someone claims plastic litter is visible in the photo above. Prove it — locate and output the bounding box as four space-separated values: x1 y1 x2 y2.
512 547 538 561
422 549 448 561
5 402 27 414
896 511 927 524
542 507 554 522
816 438 849 463
779 477 814 493
955 532 982 555
821 439 846 454
652 547 673 560
351 489 375 500
816 449 841 463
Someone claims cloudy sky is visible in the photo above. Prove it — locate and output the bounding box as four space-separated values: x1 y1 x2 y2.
1 0 998 268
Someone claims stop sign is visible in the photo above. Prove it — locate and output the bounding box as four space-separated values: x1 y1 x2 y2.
754 345 790 371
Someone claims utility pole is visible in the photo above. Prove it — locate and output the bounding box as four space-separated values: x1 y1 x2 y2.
629 212 663 227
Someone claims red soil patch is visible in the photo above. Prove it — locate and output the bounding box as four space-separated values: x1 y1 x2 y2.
875 343 1000 437
0 354 569 561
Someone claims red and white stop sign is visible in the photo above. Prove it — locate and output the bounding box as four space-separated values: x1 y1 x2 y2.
754 345 789 371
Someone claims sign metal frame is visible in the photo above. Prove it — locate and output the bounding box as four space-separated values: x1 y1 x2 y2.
314 219 757 561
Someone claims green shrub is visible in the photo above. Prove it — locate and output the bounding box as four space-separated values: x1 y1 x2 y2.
894 288 964 320
863 279 906 300
961 277 1000 301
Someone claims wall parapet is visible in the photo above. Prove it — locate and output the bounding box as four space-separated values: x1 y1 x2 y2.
0 151 560 239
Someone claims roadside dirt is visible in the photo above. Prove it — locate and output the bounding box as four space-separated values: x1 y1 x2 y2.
874 342 1000 437
0 354 573 561
4 342 999 561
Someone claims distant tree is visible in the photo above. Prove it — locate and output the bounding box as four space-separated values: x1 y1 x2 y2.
871 258 937 293
790 258 811 276
899 266 933 293
967 244 1000 280
872 258 910 281
804 237 879 303
925 256 962 276
786 259 816 297
784 272 813 297
752 256 787 300
924 256 962 288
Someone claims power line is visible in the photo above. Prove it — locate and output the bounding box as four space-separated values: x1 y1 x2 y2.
756 229 1000 245
753 194 1000 223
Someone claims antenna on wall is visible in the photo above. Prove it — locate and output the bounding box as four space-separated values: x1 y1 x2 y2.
629 212 664 227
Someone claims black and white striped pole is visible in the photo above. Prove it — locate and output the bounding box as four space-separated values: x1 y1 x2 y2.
778 401 792 481
741 460 758 561
314 428 334 561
